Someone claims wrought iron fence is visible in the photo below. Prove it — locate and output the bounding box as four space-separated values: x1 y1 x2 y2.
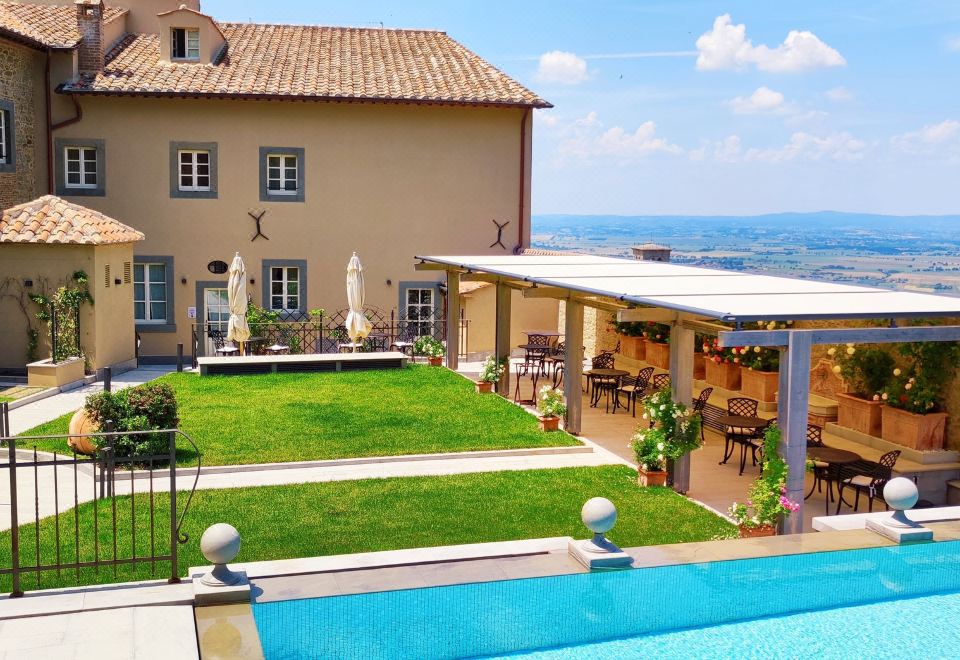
0 403 200 596
191 306 469 366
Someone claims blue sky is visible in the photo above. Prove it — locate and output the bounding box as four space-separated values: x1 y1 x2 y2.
206 1 960 216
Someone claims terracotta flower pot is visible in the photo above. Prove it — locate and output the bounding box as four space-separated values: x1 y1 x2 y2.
428 356 443 367
739 524 776 538
645 341 670 370
621 335 645 361
538 415 560 432
704 358 741 390
740 368 779 403
67 408 99 456
637 467 668 487
881 405 948 451
475 381 494 394
693 355 706 380
836 392 882 437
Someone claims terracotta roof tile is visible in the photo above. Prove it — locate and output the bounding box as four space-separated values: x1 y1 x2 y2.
0 2 126 49
1 195 144 245
62 23 550 107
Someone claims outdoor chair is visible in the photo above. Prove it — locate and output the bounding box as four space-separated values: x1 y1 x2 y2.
524 333 551 376
514 351 542 405
208 329 239 356
805 425 834 500
652 373 671 391
617 367 654 417
835 450 901 514
543 341 566 387
389 324 418 358
584 351 616 397
720 397 762 475
692 387 713 443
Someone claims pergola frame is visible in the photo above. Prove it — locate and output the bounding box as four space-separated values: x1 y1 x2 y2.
416 255 960 533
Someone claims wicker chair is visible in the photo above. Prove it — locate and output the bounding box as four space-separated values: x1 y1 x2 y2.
835 450 901 514
617 367 654 417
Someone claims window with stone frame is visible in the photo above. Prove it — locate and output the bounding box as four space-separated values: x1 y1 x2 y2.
0 107 9 165
134 263 168 322
64 146 98 188
178 149 211 191
270 266 300 311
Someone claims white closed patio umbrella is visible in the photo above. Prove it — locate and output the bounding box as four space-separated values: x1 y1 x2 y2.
346 252 372 352
227 252 250 355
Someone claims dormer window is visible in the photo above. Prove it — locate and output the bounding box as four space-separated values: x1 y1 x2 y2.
171 28 200 60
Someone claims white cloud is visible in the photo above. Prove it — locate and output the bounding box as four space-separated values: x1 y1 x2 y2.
947 37 960 52
825 86 854 102
696 14 846 73
891 120 960 155
729 86 785 114
536 51 589 85
744 132 866 162
713 135 743 162
555 112 683 163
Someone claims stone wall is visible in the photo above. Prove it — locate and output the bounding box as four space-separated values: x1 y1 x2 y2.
0 39 42 209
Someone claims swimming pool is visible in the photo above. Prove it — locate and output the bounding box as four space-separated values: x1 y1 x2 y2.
252 541 960 659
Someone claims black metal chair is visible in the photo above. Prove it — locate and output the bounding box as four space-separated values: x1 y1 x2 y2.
208 329 238 356
720 397 763 475
804 425 834 501
514 350 542 405
543 341 566 386
836 450 901 514
617 367 654 417
692 387 713 443
524 334 552 376
652 373 671 391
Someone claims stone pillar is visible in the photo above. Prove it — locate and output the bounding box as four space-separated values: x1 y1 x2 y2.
669 323 695 493
76 0 105 76
445 271 459 370
563 300 584 435
494 283 512 396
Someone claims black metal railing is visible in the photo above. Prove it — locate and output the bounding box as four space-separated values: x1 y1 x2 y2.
0 402 200 596
190 307 469 366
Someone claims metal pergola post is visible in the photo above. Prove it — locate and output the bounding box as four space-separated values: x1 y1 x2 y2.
669 323 695 493
563 299 584 435
446 271 460 370
777 332 812 535
494 282 512 397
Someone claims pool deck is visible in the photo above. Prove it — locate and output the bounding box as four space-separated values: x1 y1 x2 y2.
5 520 960 659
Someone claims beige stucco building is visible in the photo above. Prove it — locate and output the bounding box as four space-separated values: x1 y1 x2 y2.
0 0 552 366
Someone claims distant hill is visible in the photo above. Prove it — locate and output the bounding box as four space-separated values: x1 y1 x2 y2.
533 211 960 232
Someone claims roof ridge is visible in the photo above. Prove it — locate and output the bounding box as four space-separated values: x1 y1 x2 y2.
215 20 446 34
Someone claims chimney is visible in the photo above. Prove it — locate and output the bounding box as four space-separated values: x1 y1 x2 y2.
75 0 104 76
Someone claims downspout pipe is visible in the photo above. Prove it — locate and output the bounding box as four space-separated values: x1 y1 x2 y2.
44 48 52 194
513 107 531 254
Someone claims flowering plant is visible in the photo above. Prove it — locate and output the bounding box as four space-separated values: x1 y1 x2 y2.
741 345 780 372
831 344 894 398
477 355 506 383
643 322 670 344
630 387 703 467
413 336 445 358
537 386 567 418
880 340 960 414
703 337 739 365
728 423 800 528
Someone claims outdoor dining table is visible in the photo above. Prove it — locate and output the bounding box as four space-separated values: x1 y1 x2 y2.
806 446 862 514
584 368 629 409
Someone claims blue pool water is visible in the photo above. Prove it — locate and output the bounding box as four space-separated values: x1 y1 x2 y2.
252 541 960 659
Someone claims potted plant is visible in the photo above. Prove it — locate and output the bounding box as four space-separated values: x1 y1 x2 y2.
703 338 742 390
833 344 895 437
611 316 645 361
643 322 671 369
728 423 800 537
476 355 505 393
414 336 445 366
536 385 567 431
878 341 960 450
740 345 780 403
633 386 703 488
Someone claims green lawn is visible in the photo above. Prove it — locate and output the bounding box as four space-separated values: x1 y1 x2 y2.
20 366 579 466
0 465 735 592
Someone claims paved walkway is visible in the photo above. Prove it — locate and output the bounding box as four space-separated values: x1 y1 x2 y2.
6 366 176 436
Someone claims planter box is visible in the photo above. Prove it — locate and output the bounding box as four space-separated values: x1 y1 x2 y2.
741 368 779 403
645 341 670 370
620 335 645 361
836 392 882 437
704 358 741 391
27 357 85 388
881 405 948 451
637 467 668 487
693 355 706 380
475 381 494 394
538 415 560 432
739 524 776 538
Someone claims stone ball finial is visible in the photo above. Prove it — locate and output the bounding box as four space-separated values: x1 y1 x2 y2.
883 478 919 512
200 523 241 565
581 497 617 534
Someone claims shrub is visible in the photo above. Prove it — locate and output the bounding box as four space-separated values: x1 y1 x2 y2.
537 386 567 418
643 322 670 344
414 336 445 358
84 382 179 458
832 344 895 398
632 387 702 467
478 356 506 383
881 341 960 414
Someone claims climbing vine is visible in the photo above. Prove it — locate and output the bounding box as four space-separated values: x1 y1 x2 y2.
29 271 93 362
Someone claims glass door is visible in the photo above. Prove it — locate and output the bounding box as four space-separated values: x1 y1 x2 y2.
203 287 229 355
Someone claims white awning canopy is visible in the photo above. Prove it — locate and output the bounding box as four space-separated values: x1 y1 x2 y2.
416 254 960 322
